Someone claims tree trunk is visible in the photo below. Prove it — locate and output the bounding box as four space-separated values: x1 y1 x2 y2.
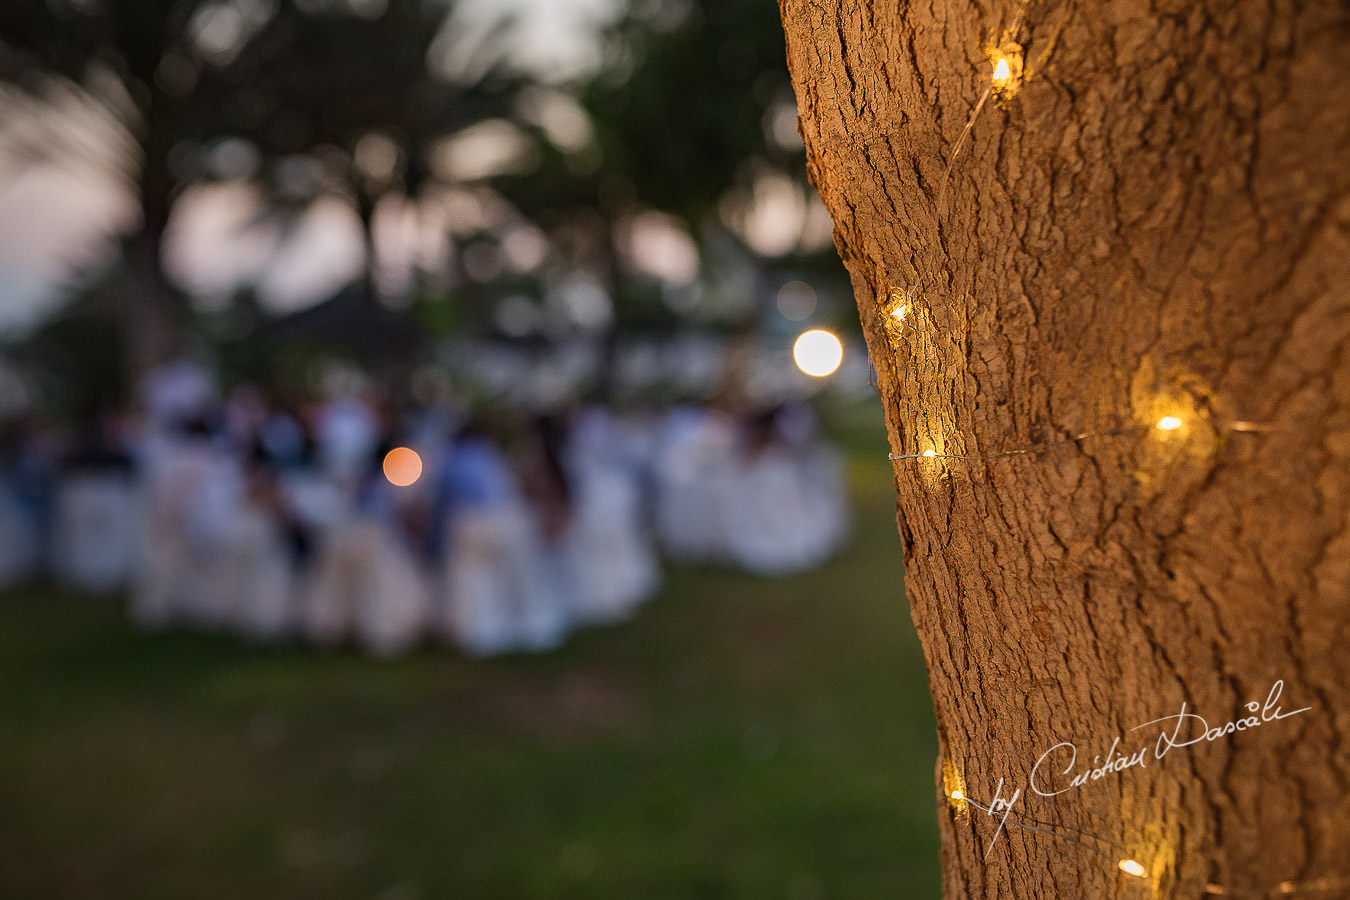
778 1 1350 897
125 129 185 381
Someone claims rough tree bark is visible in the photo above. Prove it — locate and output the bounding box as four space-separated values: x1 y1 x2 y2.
779 1 1350 897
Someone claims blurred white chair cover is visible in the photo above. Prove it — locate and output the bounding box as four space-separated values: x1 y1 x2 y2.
219 500 295 643
724 437 849 576
438 437 569 656
132 435 239 629
655 409 733 563
51 472 139 593
568 462 659 624
303 517 427 657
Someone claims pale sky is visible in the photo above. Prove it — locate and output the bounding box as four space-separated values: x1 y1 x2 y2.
0 80 138 335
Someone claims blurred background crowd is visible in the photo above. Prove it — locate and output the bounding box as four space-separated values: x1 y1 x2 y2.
0 0 939 896
1 354 849 656
0 0 875 653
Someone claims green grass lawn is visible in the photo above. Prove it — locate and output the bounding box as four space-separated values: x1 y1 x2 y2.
0 413 940 900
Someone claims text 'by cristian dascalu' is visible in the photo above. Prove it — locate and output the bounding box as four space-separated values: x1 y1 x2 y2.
963 680 1311 858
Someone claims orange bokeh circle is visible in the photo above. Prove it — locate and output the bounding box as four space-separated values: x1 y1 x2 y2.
382 446 423 487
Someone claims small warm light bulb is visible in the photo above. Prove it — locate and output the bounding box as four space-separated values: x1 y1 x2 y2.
922 449 938 458
1156 415 1183 431
949 789 964 801
1118 859 1148 878
992 57 1011 86
892 304 909 320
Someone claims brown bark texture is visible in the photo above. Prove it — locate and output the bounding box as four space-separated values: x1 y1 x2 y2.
779 0 1350 897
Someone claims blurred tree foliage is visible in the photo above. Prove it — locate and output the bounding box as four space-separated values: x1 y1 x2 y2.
587 0 806 227
0 0 849 405
0 0 520 373
495 0 846 344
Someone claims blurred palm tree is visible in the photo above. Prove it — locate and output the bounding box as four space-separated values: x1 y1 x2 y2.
0 0 521 379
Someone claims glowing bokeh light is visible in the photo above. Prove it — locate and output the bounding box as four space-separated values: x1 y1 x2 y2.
776 280 818 321
1156 415 1183 431
793 329 843 377
992 57 1012 85
1118 859 1148 878
383 446 423 487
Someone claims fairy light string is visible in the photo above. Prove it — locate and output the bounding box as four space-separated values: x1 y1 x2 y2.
948 787 1350 896
888 385 1325 888
882 279 1326 893
952 789 1114 853
936 0 1030 215
863 0 1342 891
887 426 1138 462
884 377 1336 893
882 398 1284 466
884 418 1271 463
